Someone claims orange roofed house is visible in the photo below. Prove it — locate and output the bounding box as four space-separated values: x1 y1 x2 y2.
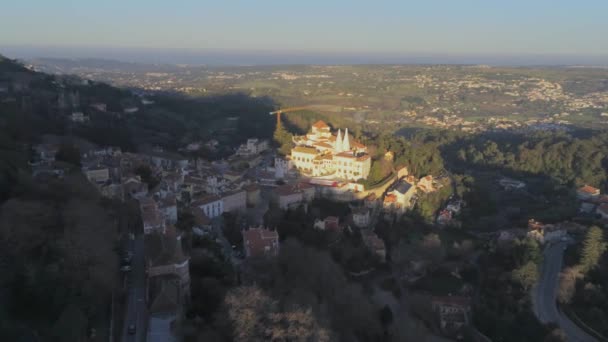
242 226 280 258
290 121 371 181
577 185 600 200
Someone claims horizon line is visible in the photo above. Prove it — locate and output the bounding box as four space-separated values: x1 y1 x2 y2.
3 44 608 67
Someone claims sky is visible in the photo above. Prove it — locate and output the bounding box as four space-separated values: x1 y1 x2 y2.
1 0 608 65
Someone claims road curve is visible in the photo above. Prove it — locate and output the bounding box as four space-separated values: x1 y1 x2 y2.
532 241 596 342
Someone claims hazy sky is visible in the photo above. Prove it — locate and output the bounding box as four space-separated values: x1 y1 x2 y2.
1 0 608 58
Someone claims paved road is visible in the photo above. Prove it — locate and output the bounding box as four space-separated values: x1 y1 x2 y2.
533 241 596 342
122 235 147 342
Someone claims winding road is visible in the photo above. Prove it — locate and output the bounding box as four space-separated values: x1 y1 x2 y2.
533 241 596 342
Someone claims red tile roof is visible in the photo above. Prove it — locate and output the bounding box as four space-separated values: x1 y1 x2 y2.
312 120 330 129
313 142 334 149
243 227 279 258
324 216 340 230
384 194 397 203
292 146 318 155
351 140 365 149
243 183 260 192
579 185 600 194
191 194 221 206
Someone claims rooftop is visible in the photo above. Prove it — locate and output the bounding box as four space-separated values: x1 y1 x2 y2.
292 146 318 155
579 185 600 194
312 120 330 129
394 180 414 195
191 194 221 206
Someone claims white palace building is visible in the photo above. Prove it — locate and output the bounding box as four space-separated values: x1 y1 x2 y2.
290 120 371 181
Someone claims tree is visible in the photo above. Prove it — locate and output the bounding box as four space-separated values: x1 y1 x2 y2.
579 226 607 273
512 261 538 291
557 266 581 304
134 165 159 189
273 119 293 157
379 305 393 327
55 143 81 166
517 237 542 266
223 286 331 342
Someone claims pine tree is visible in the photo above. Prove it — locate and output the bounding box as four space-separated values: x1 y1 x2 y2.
273 119 293 156
579 226 606 273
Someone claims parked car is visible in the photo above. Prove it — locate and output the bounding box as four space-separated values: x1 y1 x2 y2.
120 265 132 272
128 324 136 335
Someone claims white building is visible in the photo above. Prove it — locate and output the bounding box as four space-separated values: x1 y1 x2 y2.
274 157 292 179
236 138 269 156
222 190 247 213
70 111 89 123
192 195 223 219
273 183 315 210
159 195 178 224
291 121 371 181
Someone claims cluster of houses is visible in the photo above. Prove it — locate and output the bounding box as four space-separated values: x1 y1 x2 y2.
496 219 586 245
30 136 279 340
382 169 441 217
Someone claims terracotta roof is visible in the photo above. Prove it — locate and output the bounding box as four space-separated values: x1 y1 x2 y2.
273 182 313 196
384 194 397 203
579 185 600 194
335 151 356 159
292 146 318 155
159 194 176 208
312 120 330 129
139 196 157 209
243 227 279 258
243 183 259 192
324 216 339 223
297 182 314 190
351 140 365 149
313 142 334 149
274 184 300 196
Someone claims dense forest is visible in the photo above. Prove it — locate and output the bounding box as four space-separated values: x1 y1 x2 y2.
0 170 123 340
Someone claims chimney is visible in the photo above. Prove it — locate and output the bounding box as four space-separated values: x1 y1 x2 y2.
335 129 343 153
343 128 350 151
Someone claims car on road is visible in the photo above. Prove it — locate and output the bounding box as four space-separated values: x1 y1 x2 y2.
120 265 132 272
128 323 136 335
